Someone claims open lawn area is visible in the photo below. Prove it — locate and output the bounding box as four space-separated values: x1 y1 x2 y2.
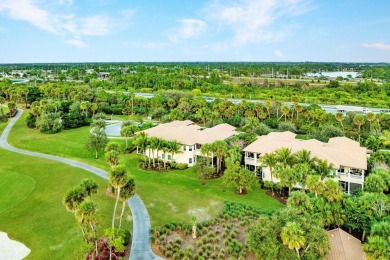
7 111 284 228
0 148 132 260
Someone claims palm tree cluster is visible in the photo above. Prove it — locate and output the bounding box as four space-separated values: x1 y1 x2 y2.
132 132 183 169
259 148 335 196
63 179 99 257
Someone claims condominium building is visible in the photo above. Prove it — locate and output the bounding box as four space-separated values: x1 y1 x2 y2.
243 132 367 194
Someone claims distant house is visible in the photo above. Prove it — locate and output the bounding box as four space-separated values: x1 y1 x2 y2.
97 72 110 79
139 120 237 166
243 132 367 194
326 228 365 260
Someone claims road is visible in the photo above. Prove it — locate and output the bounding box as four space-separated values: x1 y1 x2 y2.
105 91 390 115
0 108 163 260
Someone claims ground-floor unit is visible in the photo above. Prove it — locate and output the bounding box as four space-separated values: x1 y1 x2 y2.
243 132 367 194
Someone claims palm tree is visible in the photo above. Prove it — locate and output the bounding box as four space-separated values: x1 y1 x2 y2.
149 137 160 168
259 152 278 194
76 201 99 256
108 165 128 228
322 179 344 202
168 140 182 163
63 187 86 213
287 191 312 214
105 150 120 168
90 103 99 117
314 159 335 180
118 176 135 229
80 101 89 117
161 140 169 169
133 132 149 164
120 125 138 149
280 104 290 121
363 236 389 260
353 114 366 142
379 130 390 147
281 222 306 259
295 149 315 167
242 117 260 133
275 147 295 168
201 143 213 167
293 163 310 191
306 175 325 197
80 179 98 201
265 100 273 118
211 140 228 174
294 104 303 120
196 107 209 126
335 112 345 130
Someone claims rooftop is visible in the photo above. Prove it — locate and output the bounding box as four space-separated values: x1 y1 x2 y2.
140 120 237 145
326 228 365 260
243 131 367 170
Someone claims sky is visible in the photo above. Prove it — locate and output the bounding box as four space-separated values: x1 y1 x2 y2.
0 0 390 63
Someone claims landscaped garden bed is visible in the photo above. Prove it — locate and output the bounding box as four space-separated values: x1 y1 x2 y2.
151 202 274 260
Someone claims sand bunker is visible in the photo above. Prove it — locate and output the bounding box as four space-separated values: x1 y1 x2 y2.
0 232 30 260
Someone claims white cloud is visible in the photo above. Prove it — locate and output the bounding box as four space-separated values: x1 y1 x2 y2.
169 19 207 42
65 39 86 48
362 43 390 50
275 50 284 58
0 0 134 47
204 0 313 45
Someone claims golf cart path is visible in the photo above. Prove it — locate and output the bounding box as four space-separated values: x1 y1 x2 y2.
0 109 162 260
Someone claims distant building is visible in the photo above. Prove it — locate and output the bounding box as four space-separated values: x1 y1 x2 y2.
326 228 365 260
97 72 109 79
138 120 237 166
243 132 367 194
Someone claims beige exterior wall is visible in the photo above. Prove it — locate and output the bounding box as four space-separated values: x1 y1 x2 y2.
144 144 202 166
244 154 365 194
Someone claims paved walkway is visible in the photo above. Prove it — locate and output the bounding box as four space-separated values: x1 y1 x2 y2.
0 109 163 260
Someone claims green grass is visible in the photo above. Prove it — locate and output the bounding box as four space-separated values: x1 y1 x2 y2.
7 111 284 228
0 149 132 260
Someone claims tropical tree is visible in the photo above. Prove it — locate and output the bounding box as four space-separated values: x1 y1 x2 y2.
379 130 390 147
366 112 376 127
364 174 387 193
322 179 344 202
225 145 242 165
90 103 99 117
105 150 120 168
195 107 209 126
120 125 138 149
334 112 345 129
63 187 86 213
108 165 128 229
364 236 390 260
314 159 335 180
167 140 182 163
118 176 135 229
353 114 365 142
85 127 109 159
281 222 306 259
280 104 290 121
287 191 312 214
306 175 325 197
275 147 295 168
210 140 228 174
259 152 278 195
133 132 149 164
75 200 99 257
222 164 258 194
80 179 98 201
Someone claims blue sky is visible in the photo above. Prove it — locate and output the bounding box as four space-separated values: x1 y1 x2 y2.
0 0 390 63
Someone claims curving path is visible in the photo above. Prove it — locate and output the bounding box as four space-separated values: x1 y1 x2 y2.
0 109 163 260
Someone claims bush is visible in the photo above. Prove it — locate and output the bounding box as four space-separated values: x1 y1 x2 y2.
176 163 188 170
25 113 36 128
278 122 297 132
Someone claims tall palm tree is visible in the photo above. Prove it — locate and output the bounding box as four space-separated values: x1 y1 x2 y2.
118 176 135 229
63 187 86 213
201 143 213 167
353 114 366 142
306 175 325 197
168 140 182 163
281 222 306 259
242 117 260 133
80 179 98 201
76 201 99 256
90 103 99 117
105 150 120 168
161 140 169 169
133 132 149 164
149 137 160 168
314 159 335 180
120 125 137 149
108 165 128 229
196 107 209 127
335 112 345 130
265 100 273 118
275 147 295 168
259 152 278 194
295 149 315 167
294 104 303 120
280 104 290 121
211 140 228 174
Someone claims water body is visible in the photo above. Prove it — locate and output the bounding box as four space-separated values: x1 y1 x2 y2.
305 71 360 78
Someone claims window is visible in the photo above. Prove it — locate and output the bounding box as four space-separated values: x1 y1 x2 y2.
168 155 172 161
162 154 165 159
189 158 193 164
189 146 193 151
193 157 196 162
183 145 186 151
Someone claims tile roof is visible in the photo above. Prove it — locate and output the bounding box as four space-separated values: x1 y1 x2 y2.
140 120 237 145
243 132 367 170
326 228 365 260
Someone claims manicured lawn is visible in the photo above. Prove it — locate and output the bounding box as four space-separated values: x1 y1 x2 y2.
7 111 284 228
0 149 132 260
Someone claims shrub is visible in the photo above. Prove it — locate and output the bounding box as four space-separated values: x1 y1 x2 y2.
176 163 188 170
